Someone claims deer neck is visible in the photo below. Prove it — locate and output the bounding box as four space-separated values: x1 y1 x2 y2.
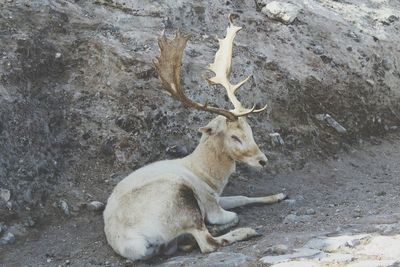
184 134 235 195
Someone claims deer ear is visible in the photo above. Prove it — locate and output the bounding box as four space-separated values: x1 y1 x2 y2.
199 117 227 135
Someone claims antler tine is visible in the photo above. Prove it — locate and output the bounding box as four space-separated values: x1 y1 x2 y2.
153 29 237 121
207 14 267 117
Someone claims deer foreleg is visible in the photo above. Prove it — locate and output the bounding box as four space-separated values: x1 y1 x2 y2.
190 227 260 253
218 193 287 210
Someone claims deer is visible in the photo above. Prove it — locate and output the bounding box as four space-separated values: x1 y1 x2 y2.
103 15 286 261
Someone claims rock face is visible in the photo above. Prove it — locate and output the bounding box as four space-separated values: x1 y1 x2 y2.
0 0 399 237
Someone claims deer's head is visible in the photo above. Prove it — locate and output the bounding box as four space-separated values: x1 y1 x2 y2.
199 116 268 168
154 14 268 168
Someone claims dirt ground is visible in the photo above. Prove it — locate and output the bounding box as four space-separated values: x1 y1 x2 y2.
1 133 399 266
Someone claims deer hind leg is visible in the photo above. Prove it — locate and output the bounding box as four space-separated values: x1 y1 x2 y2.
218 193 287 210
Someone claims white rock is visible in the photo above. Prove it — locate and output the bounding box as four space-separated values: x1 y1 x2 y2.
261 1 301 24
59 200 70 216
305 234 370 252
271 261 320 267
0 232 15 245
315 114 347 133
260 248 321 264
283 214 312 224
270 132 285 146
0 188 11 202
88 201 105 211
346 260 396 267
356 235 400 259
265 244 290 255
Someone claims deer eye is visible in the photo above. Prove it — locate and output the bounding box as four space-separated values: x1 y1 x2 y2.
231 135 242 144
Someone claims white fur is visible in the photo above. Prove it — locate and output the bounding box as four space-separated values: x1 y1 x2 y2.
103 116 285 260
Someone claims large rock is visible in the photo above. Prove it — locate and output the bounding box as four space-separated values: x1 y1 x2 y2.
305 234 370 252
261 1 301 24
260 248 321 264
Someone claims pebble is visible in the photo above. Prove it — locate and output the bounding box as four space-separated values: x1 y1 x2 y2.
59 200 70 217
88 201 105 211
264 244 289 255
311 45 324 55
0 188 11 202
305 208 316 215
284 195 305 207
283 214 312 224
166 145 188 158
0 232 16 245
269 133 285 146
305 234 370 252
382 58 392 70
315 114 347 133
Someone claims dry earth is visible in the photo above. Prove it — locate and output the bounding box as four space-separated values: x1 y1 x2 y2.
1 134 400 266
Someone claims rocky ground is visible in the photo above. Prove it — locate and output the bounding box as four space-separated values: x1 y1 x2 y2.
1 134 400 266
1 0 400 266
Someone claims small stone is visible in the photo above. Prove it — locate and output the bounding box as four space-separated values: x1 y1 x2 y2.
346 31 360 42
166 145 188 158
387 15 399 23
59 200 70 217
0 232 16 245
88 201 105 211
382 58 392 71
106 81 111 86
47 258 52 263
346 238 360 248
311 45 324 55
315 114 347 133
284 195 305 207
366 79 375 86
65 259 71 265
55 52 62 58
305 208 316 215
261 1 301 24
264 244 289 255
24 217 35 227
283 214 312 224
0 188 11 202
269 133 285 146
270 261 320 267
306 234 370 252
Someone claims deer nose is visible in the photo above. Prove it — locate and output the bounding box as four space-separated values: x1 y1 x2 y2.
259 159 267 167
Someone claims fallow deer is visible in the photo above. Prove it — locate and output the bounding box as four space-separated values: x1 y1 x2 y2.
103 15 286 261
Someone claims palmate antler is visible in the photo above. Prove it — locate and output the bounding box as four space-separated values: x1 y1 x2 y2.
207 14 268 116
153 30 237 121
153 15 267 121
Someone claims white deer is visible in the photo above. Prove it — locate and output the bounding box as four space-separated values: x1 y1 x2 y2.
103 15 286 261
